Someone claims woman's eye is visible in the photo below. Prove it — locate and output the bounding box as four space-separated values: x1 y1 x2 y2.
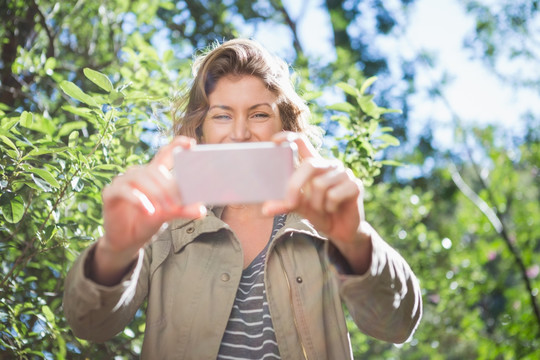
251 113 270 121
213 114 232 121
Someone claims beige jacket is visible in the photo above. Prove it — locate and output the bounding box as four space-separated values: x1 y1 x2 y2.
63 211 422 359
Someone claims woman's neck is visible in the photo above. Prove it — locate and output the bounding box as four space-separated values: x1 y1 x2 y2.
222 203 271 221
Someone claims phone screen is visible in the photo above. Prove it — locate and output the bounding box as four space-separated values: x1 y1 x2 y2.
173 142 296 205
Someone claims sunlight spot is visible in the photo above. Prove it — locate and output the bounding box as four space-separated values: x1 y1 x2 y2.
442 237 452 249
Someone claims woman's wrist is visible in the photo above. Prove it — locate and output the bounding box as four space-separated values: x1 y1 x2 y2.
88 237 140 286
332 221 374 275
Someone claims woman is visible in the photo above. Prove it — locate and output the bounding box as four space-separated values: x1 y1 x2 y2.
63 39 422 359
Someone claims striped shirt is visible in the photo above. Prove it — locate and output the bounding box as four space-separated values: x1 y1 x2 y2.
217 215 286 360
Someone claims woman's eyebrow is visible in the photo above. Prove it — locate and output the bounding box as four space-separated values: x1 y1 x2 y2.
208 104 233 111
248 103 273 110
208 103 274 111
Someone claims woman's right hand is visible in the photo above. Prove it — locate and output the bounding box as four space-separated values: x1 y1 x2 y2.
91 136 206 285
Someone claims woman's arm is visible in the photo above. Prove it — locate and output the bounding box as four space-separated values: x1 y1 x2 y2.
265 132 422 342
63 136 206 340
327 225 423 343
62 243 149 342
91 136 205 286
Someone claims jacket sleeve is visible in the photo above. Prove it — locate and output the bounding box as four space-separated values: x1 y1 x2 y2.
62 242 150 343
327 226 423 344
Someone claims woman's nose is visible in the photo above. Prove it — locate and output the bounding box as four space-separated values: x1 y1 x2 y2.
230 117 251 142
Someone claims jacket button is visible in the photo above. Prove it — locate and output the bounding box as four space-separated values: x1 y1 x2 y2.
186 226 195 234
221 273 230 282
296 276 303 283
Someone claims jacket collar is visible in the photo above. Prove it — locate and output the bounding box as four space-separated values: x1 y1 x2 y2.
278 212 327 241
168 207 327 253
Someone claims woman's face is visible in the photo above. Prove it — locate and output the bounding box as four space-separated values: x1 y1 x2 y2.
201 75 283 144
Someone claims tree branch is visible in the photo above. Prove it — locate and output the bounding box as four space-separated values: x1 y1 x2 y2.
449 162 540 334
271 0 304 58
30 0 55 57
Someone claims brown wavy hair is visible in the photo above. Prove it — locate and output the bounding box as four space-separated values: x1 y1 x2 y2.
172 39 314 142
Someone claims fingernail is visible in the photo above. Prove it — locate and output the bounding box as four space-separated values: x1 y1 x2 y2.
285 132 298 142
133 189 155 215
158 164 172 179
198 204 207 216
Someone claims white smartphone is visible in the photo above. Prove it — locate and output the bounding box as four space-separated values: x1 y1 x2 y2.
173 142 297 205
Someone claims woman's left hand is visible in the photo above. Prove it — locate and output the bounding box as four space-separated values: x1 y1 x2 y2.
263 132 373 274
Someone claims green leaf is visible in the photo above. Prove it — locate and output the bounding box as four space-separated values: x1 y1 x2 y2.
368 120 378 135
378 107 402 115
24 276 38 283
327 102 356 114
93 164 123 172
358 96 378 118
71 176 84 192
360 76 378 95
28 168 60 188
44 57 56 73
0 135 17 151
61 105 95 118
58 121 87 137
59 81 99 107
0 117 19 131
0 193 25 223
20 111 33 127
44 224 58 242
24 147 67 158
163 49 174 63
302 91 323 102
377 134 400 146
30 174 53 192
68 130 79 148
4 149 19 159
42 305 56 325
159 1 175 10
337 82 359 97
83 68 113 92
380 159 403 166
109 91 125 106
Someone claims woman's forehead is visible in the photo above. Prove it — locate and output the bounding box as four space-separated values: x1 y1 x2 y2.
208 75 278 106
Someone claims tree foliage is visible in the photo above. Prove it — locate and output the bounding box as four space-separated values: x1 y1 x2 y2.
0 0 539 359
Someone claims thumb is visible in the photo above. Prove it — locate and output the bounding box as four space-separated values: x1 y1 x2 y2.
150 136 196 170
271 131 321 161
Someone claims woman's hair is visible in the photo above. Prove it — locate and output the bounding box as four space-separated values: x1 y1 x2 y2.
172 39 315 142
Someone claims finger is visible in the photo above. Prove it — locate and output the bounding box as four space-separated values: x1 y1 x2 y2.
309 167 348 212
324 178 361 213
167 202 207 220
151 135 197 170
103 182 156 215
286 158 338 208
105 176 206 223
111 167 182 212
271 131 321 161
261 199 290 216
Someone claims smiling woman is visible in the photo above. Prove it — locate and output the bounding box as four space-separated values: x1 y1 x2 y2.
202 75 283 143
174 39 314 142
62 38 422 360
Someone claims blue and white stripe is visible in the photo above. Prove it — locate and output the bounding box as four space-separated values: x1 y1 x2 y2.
217 215 286 360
